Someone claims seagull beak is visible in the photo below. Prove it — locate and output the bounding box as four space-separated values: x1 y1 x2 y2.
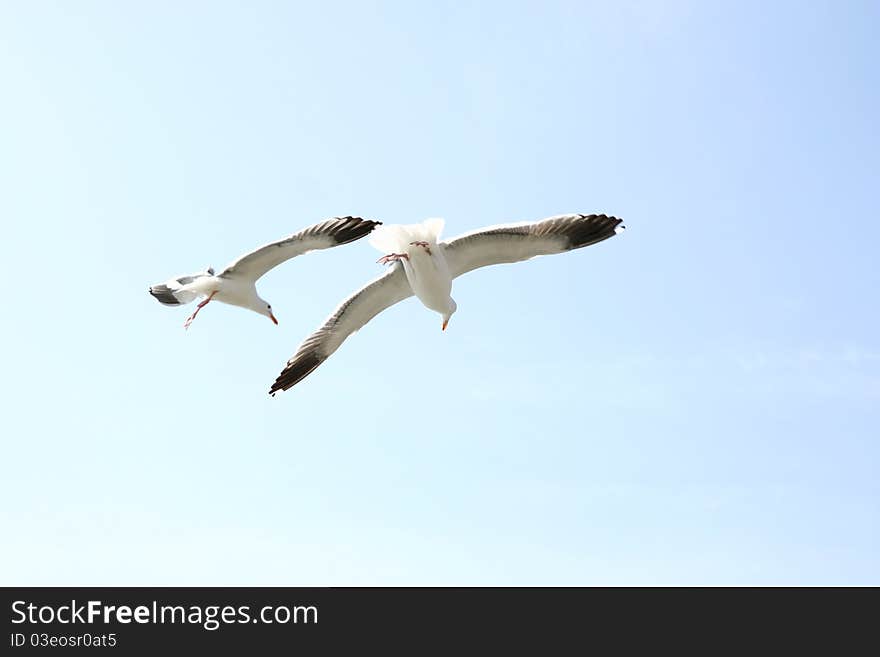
270 312 279 325
442 318 449 331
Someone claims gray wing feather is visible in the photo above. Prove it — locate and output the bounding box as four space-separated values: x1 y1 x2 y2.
441 213 624 279
221 216 381 280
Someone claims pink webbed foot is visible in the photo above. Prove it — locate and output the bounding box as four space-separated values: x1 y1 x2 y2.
377 253 410 266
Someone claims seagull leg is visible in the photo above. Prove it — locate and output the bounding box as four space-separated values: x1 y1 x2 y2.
183 292 217 329
376 253 410 266
410 240 432 255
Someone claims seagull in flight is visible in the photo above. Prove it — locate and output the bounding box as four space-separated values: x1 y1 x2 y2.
150 216 381 329
269 213 624 394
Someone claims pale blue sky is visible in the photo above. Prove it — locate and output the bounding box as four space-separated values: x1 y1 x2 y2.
1 1 877 585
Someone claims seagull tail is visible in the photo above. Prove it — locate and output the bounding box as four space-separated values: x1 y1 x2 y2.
368 218 445 253
419 217 445 243
149 271 211 306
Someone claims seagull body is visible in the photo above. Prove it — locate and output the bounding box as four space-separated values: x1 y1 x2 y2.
369 218 456 327
270 213 624 394
150 216 381 328
153 269 276 328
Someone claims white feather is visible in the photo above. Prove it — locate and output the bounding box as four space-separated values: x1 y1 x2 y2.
369 218 445 253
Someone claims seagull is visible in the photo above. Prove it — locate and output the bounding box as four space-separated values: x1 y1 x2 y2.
149 216 381 329
269 213 624 394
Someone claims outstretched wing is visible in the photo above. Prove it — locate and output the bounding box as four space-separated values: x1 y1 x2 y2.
269 264 413 394
441 213 624 279
220 216 381 281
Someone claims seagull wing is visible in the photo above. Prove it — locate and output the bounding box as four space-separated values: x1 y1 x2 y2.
220 216 381 281
441 213 624 279
269 264 413 394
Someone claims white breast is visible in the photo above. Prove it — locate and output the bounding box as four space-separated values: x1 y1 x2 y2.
213 277 260 310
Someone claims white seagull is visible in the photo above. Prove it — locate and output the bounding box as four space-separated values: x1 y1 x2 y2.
150 216 381 329
269 213 624 394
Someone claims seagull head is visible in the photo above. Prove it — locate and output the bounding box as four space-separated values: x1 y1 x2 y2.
441 298 457 331
260 301 279 325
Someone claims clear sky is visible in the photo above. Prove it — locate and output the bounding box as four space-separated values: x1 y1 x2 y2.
1 1 877 585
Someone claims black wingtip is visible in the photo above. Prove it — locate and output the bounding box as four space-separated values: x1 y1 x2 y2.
564 214 625 250
329 216 383 246
149 285 182 306
269 351 325 395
